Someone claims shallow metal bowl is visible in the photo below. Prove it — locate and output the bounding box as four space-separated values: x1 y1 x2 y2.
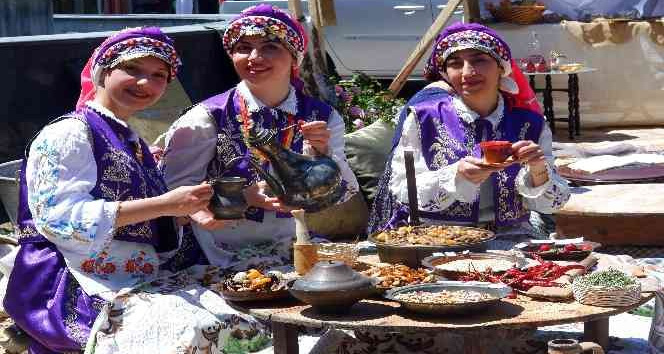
422 252 527 280
219 288 291 302
384 281 511 316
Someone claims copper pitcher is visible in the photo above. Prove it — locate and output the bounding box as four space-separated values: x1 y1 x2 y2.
548 338 604 354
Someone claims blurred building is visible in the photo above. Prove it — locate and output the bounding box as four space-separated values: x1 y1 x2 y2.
52 0 220 14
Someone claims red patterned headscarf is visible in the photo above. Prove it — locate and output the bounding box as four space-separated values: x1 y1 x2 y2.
76 27 182 110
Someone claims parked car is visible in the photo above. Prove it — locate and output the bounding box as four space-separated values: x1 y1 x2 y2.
219 0 464 79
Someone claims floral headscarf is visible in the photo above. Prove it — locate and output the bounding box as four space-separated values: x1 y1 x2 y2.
424 22 541 113
222 4 307 65
424 22 518 94
76 27 182 110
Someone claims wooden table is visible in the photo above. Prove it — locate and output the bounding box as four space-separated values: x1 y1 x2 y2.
525 68 597 140
232 290 652 354
556 184 664 246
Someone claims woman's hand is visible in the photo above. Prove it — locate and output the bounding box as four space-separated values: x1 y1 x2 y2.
458 157 503 184
512 140 546 170
300 120 330 155
512 140 549 186
243 182 295 213
159 183 213 217
189 209 233 230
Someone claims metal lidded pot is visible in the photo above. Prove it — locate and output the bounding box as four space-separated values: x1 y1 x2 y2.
288 261 376 313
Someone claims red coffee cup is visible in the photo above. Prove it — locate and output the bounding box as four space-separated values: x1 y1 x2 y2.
480 141 513 163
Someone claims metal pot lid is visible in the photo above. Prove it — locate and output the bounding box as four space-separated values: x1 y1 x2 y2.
291 261 373 292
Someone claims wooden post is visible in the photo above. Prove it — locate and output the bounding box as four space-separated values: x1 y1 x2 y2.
387 0 463 97
308 0 329 73
463 0 481 23
287 0 334 100
272 322 299 354
287 0 304 21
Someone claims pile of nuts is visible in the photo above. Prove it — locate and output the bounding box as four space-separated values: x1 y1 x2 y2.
361 264 435 288
394 290 494 304
373 225 492 246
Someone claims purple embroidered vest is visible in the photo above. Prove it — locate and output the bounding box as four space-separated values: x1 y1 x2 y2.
16 107 177 251
198 87 332 222
368 87 544 232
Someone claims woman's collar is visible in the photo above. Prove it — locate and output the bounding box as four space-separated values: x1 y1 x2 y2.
452 94 504 127
237 81 298 115
85 101 140 142
86 101 131 128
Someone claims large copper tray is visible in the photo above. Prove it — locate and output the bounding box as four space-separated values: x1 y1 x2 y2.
368 226 495 268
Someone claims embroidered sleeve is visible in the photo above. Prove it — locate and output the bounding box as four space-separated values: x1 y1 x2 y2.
26 119 119 252
389 110 478 212
516 123 571 213
160 105 218 189
322 109 360 203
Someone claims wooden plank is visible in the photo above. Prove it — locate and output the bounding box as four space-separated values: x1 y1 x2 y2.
584 318 609 350
308 0 328 71
387 0 464 96
272 322 299 354
463 0 481 23
404 149 420 226
319 0 337 26
287 0 304 21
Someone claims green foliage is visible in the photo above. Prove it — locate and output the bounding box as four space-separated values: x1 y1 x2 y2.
330 73 405 132
222 334 272 354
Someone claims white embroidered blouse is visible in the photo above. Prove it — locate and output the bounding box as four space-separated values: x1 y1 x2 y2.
389 93 570 225
25 101 161 301
160 82 359 268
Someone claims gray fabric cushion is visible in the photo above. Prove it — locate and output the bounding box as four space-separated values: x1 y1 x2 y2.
343 120 395 204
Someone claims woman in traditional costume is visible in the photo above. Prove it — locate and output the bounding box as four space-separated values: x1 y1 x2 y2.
369 23 570 245
161 4 359 271
4 27 271 353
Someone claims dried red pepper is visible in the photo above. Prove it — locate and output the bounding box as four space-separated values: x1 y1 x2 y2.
459 253 586 292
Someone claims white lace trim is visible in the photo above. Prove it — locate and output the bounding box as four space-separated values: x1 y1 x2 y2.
86 101 139 141
451 94 504 129
86 101 129 128
236 81 298 115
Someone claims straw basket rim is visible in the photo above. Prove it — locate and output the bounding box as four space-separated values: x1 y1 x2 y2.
571 281 641 307
316 242 359 267
487 3 547 25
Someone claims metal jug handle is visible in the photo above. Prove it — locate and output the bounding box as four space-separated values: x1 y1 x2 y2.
222 156 285 197
579 342 604 354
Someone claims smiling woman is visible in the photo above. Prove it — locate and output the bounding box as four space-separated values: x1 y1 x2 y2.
369 23 570 247
160 4 360 270
2 26 272 353
96 56 170 118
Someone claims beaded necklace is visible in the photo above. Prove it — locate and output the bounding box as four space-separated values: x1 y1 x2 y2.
237 91 296 163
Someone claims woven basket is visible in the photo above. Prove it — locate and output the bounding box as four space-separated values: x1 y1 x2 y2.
571 281 641 307
488 4 546 25
316 243 359 267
